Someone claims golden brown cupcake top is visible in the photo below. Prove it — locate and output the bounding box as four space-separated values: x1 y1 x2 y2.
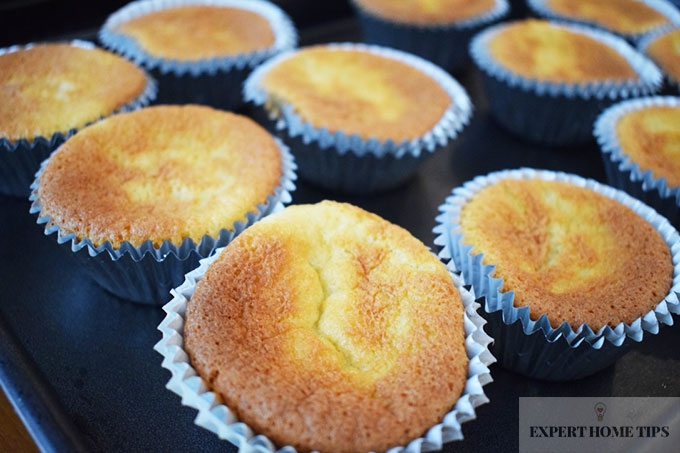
36 105 282 248
0 43 148 142
615 104 680 187
545 0 672 35
353 0 497 24
459 178 673 329
644 28 680 81
185 200 468 452
258 45 451 142
114 5 275 59
487 19 639 83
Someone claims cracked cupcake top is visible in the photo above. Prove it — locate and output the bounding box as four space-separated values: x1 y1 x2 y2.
184 200 468 452
459 178 673 329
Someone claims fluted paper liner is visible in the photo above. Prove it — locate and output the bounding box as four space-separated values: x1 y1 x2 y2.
243 42 472 192
469 20 663 145
595 95 680 228
28 137 296 305
434 168 680 380
154 247 495 452
527 0 680 43
0 40 156 197
99 0 297 108
638 26 680 91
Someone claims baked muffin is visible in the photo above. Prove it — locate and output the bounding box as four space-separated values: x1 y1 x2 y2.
639 26 680 91
243 42 472 193
434 168 680 380
99 0 296 109
469 19 662 145
30 104 296 305
527 0 680 42
0 40 155 197
156 200 494 452
350 0 509 72
595 96 680 229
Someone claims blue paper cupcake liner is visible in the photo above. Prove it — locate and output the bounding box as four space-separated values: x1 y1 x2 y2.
594 95 680 229
98 0 297 110
0 40 157 198
155 246 495 452
638 26 680 92
243 42 473 194
469 20 663 146
526 0 680 43
349 0 509 73
433 168 680 381
28 137 297 306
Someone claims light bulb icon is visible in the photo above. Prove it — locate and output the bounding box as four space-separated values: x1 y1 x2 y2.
594 402 607 422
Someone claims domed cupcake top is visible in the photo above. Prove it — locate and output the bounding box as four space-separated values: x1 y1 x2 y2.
0 42 149 142
111 4 274 59
486 19 639 83
613 102 680 187
255 44 453 142
351 0 498 25
35 105 283 249
184 200 469 452
641 27 680 83
459 178 673 329
529 0 679 37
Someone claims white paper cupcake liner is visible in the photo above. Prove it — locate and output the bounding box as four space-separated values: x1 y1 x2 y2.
154 245 495 452
98 0 297 109
28 137 296 306
638 25 680 92
527 0 680 43
594 95 680 229
243 42 472 193
433 168 680 381
349 0 509 72
0 40 157 198
469 20 663 146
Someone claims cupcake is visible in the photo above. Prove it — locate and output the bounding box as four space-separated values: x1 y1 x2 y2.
349 0 509 73
434 168 680 381
0 40 155 198
99 0 297 110
595 96 680 229
155 200 495 452
469 19 662 146
243 42 472 194
29 104 296 305
526 0 680 43
639 26 680 91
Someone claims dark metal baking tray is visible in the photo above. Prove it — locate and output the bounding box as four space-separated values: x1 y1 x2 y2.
2 12 680 453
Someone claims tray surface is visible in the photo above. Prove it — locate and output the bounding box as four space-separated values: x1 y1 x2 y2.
2 12 680 453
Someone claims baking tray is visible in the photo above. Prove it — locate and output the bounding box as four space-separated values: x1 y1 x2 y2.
2 13 680 453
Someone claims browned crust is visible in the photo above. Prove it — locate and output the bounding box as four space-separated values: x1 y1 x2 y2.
0 43 147 141
459 179 673 329
185 201 468 452
353 0 497 24
547 0 671 34
36 105 282 248
487 19 638 83
259 45 451 142
645 28 680 82
115 5 275 59
615 105 680 187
